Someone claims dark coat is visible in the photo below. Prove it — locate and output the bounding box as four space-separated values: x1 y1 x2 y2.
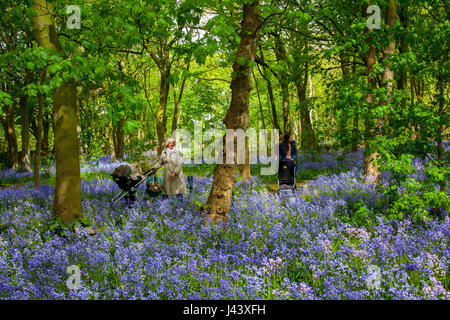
279 140 297 163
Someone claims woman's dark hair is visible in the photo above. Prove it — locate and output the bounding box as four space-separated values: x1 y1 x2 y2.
283 133 291 153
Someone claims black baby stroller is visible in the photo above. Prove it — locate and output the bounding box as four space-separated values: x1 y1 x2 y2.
278 159 296 195
111 164 157 204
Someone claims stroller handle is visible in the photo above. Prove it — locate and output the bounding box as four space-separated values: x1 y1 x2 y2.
110 164 158 176
111 166 159 205
142 167 157 177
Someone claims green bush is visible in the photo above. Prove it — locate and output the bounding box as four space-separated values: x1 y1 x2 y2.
379 154 448 222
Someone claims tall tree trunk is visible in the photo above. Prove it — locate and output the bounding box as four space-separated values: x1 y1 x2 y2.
413 78 424 103
435 73 447 195
41 112 50 158
0 119 6 155
364 0 397 185
266 81 279 129
34 70 45 187
171 89 181 135
5 104 18 169
109 120 116 163
205 1 261 224
339 51 350 149
295 61 317 151
351 57 359 152
413 77 424 143
239 137 251 181
113 118 125 159
252 69 266 129
0 117 10 165
52 81 82 223
19 83 31 172
280 72 290 134
273 35 291 133
77 97 83 154
381 0 397 107
156 67 170 154
364 3 379 184
397 3 409 110
32 0 81 223
257 46 280 130
171 64 189 135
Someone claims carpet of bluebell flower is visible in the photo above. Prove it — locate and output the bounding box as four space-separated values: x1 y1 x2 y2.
0 152 448 300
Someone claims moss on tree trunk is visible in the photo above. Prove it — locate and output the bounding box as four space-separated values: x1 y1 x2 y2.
205 1 261 224
364 0 396 185
32 0 81 223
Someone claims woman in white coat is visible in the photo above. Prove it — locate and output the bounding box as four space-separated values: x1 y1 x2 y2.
152 138 187 200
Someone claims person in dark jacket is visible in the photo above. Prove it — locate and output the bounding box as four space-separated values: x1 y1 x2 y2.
279 133 298 171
